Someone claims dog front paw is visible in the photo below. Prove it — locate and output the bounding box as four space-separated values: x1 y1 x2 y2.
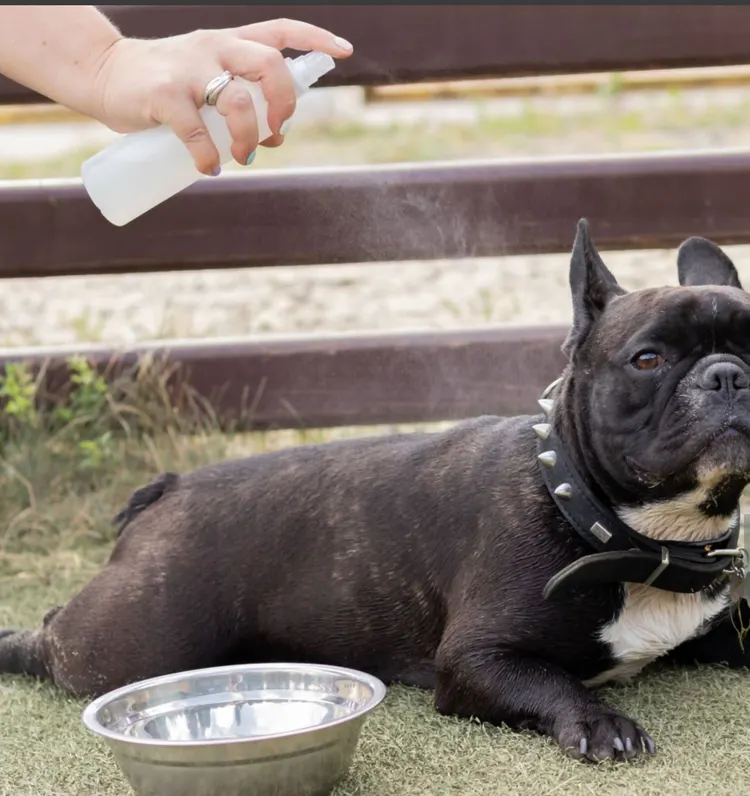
554 708 656 762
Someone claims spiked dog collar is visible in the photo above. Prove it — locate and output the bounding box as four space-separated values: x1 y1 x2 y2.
534 378 747 600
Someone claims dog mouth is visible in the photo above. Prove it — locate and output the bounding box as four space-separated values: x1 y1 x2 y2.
690 420 750 484
712 424 748 441
624 418 750 488
703 418 750 448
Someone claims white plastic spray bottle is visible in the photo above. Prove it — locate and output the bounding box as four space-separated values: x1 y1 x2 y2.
81 51 336 227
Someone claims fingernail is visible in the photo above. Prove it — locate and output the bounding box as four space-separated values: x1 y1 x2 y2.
210 166 221 177
333 35 353 52
245 151 256 166
279 119 292 137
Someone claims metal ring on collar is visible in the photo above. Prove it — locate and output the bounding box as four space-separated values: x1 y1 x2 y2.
540 376 564 401
204 71 234 106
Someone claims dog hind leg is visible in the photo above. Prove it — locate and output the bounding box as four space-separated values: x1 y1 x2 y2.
0 629 50 681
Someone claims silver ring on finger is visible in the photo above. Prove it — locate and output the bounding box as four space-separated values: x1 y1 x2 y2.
204 70 234 107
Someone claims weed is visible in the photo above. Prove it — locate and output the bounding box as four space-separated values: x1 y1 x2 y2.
0 362 39 431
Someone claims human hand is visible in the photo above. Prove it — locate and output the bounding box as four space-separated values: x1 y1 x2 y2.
92 18 353 174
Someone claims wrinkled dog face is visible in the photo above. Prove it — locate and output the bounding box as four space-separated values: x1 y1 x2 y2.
562 221 750 534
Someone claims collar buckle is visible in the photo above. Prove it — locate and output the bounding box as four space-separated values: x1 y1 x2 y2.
706 547 749 580
642 547 670 587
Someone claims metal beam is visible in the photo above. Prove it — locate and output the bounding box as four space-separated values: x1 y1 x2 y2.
0 326 570 430
4 5 750 104
3 150 750 279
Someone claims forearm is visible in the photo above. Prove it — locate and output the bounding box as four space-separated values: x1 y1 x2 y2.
0 5 121 118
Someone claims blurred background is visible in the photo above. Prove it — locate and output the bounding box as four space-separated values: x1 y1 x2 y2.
4 60 750 349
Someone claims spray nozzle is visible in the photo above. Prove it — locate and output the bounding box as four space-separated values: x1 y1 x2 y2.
286 51 336 90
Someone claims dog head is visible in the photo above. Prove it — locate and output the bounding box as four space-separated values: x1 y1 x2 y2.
559 219 750 542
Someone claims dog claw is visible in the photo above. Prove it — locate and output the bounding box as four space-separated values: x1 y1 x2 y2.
560 712 655 764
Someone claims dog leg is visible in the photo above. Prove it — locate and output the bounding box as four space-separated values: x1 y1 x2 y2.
668 598 750 668
0 561 236 698
435 631 655 762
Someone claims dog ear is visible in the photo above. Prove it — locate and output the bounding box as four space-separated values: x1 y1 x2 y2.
562 219 626 358
677 237 743 289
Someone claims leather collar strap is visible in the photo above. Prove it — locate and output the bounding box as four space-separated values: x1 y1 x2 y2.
535 417 742 600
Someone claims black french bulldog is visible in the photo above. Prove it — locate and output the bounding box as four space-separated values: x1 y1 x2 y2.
2 219 750 763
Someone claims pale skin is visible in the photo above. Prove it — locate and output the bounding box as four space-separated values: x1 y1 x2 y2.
0 6 354 174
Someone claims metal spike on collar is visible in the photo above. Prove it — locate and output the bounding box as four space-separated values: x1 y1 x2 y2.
538 451 557 468
554 482 573 499
538 398 554 416
532 423 551 440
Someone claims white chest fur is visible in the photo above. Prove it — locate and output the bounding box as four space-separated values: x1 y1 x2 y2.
583 583 732 688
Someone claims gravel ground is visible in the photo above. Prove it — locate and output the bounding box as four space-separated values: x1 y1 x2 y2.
4 82 750 349
7 247 750 349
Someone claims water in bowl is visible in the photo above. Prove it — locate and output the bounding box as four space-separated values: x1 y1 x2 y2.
121 696 354 741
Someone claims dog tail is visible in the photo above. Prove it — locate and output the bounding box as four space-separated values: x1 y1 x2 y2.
113 472 179 537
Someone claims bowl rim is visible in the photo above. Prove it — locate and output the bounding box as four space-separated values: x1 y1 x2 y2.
81 662 388 748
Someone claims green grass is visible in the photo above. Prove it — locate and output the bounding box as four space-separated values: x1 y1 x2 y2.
3 437 750 796
2 652 750 796
1 457 750 796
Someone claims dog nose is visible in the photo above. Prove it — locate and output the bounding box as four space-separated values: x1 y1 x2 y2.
698 361 750 394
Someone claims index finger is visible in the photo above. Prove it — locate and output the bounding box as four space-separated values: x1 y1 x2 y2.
234 18 354 58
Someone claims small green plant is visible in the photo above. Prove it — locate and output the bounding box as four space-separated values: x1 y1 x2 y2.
53 355 109 427
1 358 115 472
0 353 216 472
59 357 116 470
76 431 115 471
0 362 39 431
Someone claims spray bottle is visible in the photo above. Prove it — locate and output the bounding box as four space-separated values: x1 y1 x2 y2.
81 51 336 227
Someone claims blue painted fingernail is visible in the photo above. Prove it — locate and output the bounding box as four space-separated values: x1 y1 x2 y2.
279 119 292 137
245 151 256 166
210 166 221 177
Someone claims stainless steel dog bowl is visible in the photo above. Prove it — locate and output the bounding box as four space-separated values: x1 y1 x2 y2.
82 662 387 796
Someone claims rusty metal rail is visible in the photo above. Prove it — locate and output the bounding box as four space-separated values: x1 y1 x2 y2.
4 5 750 104
0 326 569 430
4 149 750 279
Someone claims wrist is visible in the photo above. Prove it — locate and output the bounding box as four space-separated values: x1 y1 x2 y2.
76 30 127 125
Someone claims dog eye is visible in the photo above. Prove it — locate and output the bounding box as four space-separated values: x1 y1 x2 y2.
632 352 665 371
